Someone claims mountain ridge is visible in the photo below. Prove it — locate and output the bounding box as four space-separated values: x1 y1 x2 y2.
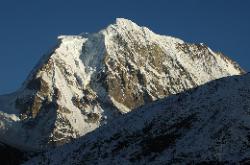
24 73 250 164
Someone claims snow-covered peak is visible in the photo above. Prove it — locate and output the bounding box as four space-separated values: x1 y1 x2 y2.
0 18 245 151
114 18 154 34
115 18 137 26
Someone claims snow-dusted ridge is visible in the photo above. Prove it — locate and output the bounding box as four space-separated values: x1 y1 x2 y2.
0 18 245 152
24 73 250 164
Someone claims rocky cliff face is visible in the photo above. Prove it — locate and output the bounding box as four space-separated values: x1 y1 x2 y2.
0 18 244 151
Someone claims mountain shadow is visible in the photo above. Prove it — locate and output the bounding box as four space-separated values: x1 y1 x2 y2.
0 91 58 165
0 143 26 165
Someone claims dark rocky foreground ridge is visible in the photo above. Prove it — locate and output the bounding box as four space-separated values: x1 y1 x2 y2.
24 73 250 164
0 143 26 165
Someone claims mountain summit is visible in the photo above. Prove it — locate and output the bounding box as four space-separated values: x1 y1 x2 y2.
0 18 244 151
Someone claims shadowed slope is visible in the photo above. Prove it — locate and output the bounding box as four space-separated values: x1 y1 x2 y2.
24 73 250 164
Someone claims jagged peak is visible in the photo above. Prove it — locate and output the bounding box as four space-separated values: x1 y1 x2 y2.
103 18 148 36
115 18 139 28
114 18 152 32
57 18 178 47
56 18 142 42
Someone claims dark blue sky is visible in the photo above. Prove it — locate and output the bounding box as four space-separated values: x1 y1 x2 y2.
0 0 249 94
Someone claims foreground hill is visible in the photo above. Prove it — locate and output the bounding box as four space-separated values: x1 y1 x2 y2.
24 73 250 164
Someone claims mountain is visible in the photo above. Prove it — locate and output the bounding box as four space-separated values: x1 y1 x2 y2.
24 73 250 165
0 18 244 151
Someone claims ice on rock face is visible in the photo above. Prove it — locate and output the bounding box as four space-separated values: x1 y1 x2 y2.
0 18 245 151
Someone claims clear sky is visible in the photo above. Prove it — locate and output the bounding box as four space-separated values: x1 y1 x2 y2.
0 0 249 94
